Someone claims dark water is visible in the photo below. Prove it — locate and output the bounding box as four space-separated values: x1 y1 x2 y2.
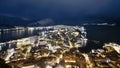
0 28 39 42
85 25 120 44
0 26 120 44
80 25 120 52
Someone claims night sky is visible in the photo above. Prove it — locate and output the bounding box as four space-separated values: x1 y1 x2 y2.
0 0 120 23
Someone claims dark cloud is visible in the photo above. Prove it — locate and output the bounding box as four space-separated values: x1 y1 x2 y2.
0 0 120 19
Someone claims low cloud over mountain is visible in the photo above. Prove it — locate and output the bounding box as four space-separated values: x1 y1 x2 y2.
28 18 54 26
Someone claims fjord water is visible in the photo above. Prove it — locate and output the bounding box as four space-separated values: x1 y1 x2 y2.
0 26 120 44
0 28 39 42
85 25 120 44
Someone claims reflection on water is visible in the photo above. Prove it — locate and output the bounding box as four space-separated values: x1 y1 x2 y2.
0 28 38 42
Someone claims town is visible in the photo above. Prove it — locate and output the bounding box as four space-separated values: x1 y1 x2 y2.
0 25 120 68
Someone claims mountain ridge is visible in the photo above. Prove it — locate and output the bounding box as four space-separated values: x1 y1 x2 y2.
0 15 120 27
